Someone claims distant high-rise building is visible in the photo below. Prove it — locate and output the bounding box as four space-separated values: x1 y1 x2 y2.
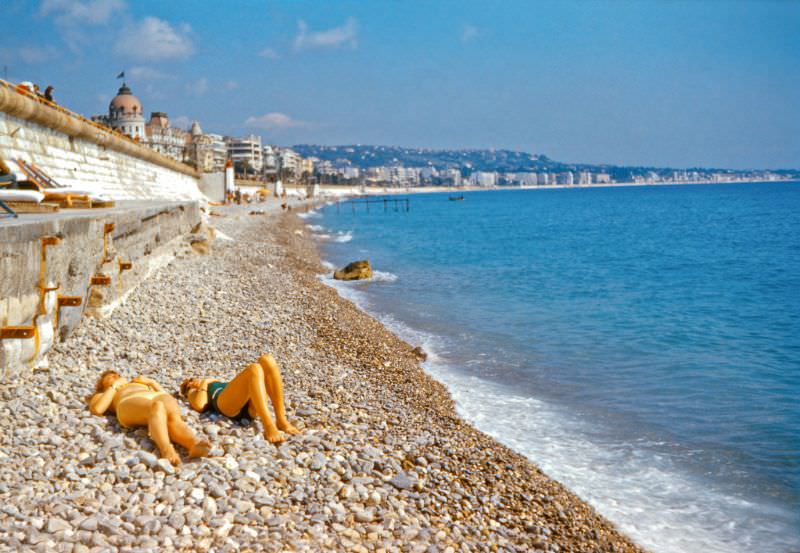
469 172 497 187
444 168 462 187
263 145 279 177
227 134 263 173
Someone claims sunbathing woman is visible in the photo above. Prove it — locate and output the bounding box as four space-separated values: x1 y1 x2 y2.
89 371 211 465
180 354 300 444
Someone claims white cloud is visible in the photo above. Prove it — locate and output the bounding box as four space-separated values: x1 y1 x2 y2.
115 17 194 61
129 66 170 80
185 77 208 96
0 47 58 64
245 113 306 130
258 48 279 60
143 82 166 100
293 18 358 51
40 0 125 25
171 115 191 129
461 24 479 43
40 0 126 51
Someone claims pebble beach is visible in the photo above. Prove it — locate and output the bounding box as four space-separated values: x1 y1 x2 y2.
0 203 647 553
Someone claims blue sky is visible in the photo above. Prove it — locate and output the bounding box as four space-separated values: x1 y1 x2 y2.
1 0 798 169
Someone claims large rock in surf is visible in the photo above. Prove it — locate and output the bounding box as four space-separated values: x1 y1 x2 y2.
334 260 373 281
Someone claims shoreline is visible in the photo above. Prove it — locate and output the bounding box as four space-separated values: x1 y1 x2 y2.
274 207 648 551
0 202 645 552
302 178 798 198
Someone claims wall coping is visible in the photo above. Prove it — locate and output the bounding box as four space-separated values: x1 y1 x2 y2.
0 79 199 179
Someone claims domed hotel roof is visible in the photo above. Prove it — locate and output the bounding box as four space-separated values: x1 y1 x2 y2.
109 83 142 115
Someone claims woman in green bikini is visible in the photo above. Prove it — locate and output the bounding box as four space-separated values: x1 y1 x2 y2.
180 353 300 444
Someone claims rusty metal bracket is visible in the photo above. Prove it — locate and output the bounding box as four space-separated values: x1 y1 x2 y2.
118 260 132 272
103 222 115 262
54 295 82 332
0 326 36 340
58 296 82 307
39 235 61 293
36 235 63 353
91 275 112 286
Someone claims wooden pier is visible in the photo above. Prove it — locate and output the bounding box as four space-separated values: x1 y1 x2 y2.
336 197 410 213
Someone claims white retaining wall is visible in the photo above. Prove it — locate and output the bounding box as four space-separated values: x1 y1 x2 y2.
0 112 203 201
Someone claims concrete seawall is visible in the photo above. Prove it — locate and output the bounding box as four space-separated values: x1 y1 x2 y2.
0 202 202 378
0 82 203 201
0 81 212 377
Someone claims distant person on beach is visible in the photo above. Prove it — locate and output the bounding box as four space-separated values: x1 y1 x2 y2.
180 354 300 444
89 371 211 465
44 86 54 103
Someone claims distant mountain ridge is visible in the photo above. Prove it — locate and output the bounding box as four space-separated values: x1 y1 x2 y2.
292 145 569 172
291 144 798 181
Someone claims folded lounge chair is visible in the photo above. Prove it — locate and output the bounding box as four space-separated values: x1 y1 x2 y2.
10 159 112 208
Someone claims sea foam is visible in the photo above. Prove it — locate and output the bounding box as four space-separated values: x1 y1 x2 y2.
319 270 798 553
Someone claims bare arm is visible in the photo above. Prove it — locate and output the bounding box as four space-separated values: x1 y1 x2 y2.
131 376 163 391
187 379 216 412
88 385 119 416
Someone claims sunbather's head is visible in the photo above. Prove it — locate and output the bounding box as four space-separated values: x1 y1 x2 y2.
95 369 121 393
180 378 201 397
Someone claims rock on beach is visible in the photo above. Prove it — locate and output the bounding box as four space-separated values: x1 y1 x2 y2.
333 259 373 281
0 202 647 552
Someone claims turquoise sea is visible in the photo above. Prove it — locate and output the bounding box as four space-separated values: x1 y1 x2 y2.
304 182 800 553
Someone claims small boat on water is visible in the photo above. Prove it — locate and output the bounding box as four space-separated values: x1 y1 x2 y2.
449 195 464 201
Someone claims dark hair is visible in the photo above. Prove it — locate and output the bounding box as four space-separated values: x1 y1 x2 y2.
180 379 192 397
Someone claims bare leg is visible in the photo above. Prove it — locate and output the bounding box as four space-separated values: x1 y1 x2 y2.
148 401 180 465
160 397 210 458
259 354 300 435
218 363 283 443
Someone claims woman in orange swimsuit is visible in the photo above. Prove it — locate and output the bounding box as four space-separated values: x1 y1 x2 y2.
89 371 211 466
180 354 300 444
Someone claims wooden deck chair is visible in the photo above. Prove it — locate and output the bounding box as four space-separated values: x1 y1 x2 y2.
27 161 64 189
0 158 18 216
1 158 17 186
14 159 96 208
14 159 49 191
9 159 44 191
0 198 17 218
